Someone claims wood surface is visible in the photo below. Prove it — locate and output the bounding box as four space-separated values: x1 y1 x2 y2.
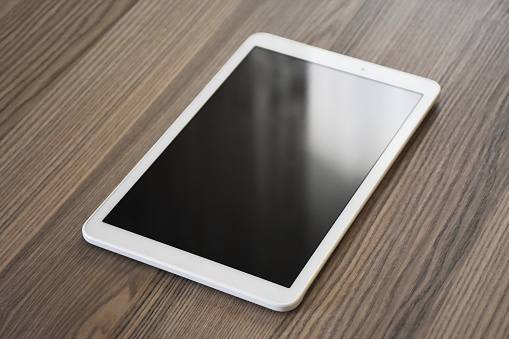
1 0 508 337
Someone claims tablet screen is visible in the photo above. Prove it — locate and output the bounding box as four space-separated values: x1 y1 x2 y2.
103 47 422 287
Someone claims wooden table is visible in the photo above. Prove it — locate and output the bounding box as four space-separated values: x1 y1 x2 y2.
1 0 508 337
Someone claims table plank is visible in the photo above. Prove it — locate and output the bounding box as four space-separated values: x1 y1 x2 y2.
1 0 508 337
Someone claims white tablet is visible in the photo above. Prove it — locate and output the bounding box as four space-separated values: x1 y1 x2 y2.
83 33 440 311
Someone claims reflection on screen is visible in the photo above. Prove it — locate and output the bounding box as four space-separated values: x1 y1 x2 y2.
104 47 422 287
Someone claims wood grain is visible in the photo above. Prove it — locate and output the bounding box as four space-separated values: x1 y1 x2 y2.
0 0 508 337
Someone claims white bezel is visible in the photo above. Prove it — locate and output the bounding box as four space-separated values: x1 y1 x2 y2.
83 33 440 311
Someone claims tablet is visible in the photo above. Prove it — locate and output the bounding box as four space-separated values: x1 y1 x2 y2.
83 33 440 311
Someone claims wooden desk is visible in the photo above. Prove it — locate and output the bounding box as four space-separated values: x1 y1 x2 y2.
1 0 508 337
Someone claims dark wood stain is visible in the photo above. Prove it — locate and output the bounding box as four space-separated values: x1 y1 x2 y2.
0 0 508 337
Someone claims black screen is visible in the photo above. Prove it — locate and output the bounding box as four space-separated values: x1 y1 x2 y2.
104 47 422 287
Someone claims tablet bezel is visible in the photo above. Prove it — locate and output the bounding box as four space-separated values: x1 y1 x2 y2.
83 32 440 311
